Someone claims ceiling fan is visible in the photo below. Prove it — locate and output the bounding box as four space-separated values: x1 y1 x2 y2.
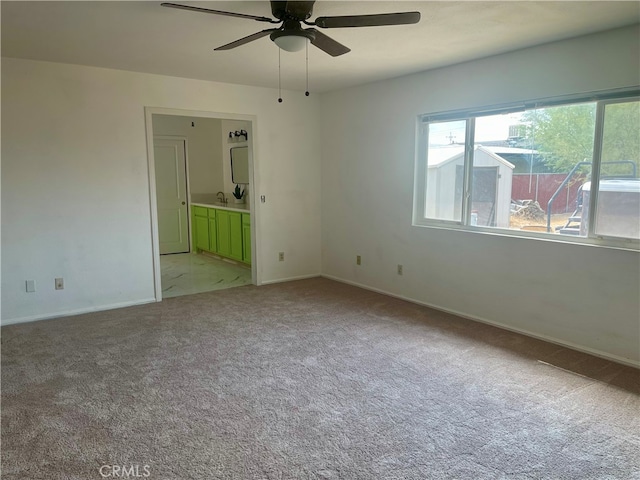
161 1 421 57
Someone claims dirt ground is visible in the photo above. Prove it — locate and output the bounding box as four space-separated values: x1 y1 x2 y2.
508 212 573 232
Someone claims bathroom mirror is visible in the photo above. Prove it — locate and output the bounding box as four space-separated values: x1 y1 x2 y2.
230 146 249 184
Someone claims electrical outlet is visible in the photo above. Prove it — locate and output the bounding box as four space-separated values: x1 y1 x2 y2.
26 280 36 293
397 264 403 275
55 278 64 290
356 255 361 266
279 252 284 262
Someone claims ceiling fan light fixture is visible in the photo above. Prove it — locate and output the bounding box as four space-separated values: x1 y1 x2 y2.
273 35 308 52
270 30 315 52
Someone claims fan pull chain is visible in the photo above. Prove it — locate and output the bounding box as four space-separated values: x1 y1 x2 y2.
305 41 310 97
278 49 283 103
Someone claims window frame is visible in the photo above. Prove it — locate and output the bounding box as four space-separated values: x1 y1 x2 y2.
413 89 640 251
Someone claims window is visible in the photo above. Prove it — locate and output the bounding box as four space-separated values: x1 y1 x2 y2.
414 93 640 248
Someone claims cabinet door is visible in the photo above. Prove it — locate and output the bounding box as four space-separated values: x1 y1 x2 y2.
242 213 251 264
217 210 231 256
195 215 209 251
242 224 251 264
228 211 243 261
208 217 217 253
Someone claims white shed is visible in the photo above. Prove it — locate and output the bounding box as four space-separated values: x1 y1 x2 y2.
426 145 515 227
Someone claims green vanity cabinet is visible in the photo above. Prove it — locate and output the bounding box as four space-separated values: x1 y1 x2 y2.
191 205 249 265
242 213 251 264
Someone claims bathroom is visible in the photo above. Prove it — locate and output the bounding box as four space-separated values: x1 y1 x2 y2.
152 113 253 298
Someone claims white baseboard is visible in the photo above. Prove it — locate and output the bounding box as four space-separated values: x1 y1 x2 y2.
260 273 321 286
320 274 640 369
1 298 158 327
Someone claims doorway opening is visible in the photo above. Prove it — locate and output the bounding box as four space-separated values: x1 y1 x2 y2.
145 108 259 300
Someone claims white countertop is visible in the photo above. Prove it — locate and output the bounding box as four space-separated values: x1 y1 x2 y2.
191 202 250 213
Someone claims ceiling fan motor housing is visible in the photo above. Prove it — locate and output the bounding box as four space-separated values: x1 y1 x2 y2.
271 1 314 21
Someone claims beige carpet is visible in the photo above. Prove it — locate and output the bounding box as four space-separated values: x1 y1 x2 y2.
2 278 639 479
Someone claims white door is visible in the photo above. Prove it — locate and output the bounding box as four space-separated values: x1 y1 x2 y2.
154 138 189 254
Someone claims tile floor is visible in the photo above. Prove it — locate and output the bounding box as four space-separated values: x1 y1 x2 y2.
160 253 252 298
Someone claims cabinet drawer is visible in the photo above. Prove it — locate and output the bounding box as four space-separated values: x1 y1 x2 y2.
193 206 208 217
208 208 217 219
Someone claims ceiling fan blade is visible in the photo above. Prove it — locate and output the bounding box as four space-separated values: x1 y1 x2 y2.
314 12 420 29
161 3 278 24
214 29 279 51
306 28 350 57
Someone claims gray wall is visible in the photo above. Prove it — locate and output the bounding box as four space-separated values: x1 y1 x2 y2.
152 115 224 197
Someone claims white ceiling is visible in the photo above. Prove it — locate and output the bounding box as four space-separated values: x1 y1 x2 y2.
2 1 639 93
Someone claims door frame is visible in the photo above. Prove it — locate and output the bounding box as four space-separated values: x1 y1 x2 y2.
153 135 190 254
144 107 259 301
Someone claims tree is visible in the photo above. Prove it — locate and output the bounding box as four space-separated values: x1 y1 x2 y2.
600 100 640 177
521 100 639 177
521 103 596 173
